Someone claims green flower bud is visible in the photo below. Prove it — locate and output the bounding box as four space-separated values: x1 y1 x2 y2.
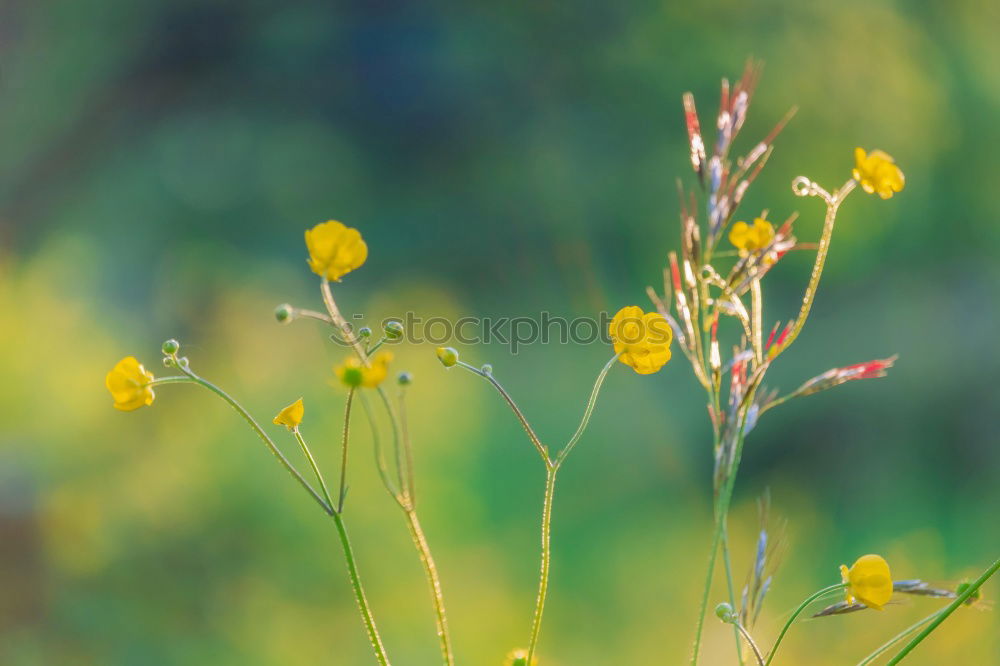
161 339 180 355
398 372 413 386
162 356 176 368
715 602 736 623
358 326 372 339
481 363 493 375
436 347 459 368
275 304 293 324
384 320 404 339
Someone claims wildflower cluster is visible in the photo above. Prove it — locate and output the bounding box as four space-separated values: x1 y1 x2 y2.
103 62 999 666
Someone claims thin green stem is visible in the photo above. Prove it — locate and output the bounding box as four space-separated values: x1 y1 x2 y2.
332 510 392 666
293 307 335 324
764 583 845 666
526 466 557 664
722 524 745 664
338 388 356 511
750 278 763 368
734 620 765 666
554 354 618 466
293 428 335 509
691 511 725 665
376 386 407 498
162 366 388 664
358 390 402 500
885 556 1000 665
404 508 455 666
172 365 333 515
691 389 757 665
455 361 549 464
773 179 854 357
856 609 942 666
146 376 194 387
398 387 417 507
321 278 369 363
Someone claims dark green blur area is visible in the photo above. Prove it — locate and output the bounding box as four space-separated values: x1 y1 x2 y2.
1 0 998 664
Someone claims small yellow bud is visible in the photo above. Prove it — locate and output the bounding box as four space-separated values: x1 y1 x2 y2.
272 398 305 430
436 347 459 368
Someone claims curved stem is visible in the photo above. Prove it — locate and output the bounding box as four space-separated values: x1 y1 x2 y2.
293 307 335 324
376 386 407 498
455 361 549 465
146 376 195 387
764 583 844 665
554 354 618 466
404 509 455 666
320 279 369 363
856 609 941 666
358 390 402 501
293 428 334 509
526 466 557 664
172 366 333 515
885 556 1000 665
338 388 356 511
332 511 392 666
735 619 765 666
160 367 389 664
774 179 854 357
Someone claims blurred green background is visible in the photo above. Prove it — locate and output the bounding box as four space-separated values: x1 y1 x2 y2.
1 0 998 663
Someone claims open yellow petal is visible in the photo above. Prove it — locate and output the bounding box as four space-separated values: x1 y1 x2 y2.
273 398 305 430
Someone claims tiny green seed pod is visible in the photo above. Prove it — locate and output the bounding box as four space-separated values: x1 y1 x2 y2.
274 304 293 324
398 371 413 386
161 339 180 355
481 363 493 375
384 320 404 339
358 326 372 339
436 346 459 368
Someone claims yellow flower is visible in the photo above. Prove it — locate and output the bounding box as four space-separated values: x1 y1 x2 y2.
609 306 672 375
729 217 775 253
272 398 304 430
504 648 537 666
840 554 893 610
853 148 905 199
105 356 156 411
305 220 368 281
335 352 393 388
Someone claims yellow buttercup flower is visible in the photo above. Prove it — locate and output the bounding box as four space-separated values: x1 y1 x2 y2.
105 356 156 411
272 398 304 430
305 220 368 281
840 554 893 610
729 217 775 253
609 306 672 375
503 648 537 666
335 352 393 388
853 148 905 199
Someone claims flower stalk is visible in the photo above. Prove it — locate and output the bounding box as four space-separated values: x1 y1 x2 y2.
453 353 620 662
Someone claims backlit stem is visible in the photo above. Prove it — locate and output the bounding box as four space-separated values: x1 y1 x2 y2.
526 466 557 664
